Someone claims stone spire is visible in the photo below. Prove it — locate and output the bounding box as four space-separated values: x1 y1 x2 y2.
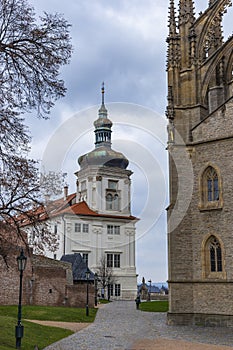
168 0 177 36
178 0 196 69
178 0 195 26
167 0 180 70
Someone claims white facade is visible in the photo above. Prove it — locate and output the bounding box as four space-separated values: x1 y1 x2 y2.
44 86 138 300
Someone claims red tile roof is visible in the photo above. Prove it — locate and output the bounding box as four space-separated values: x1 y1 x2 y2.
19 193 138 225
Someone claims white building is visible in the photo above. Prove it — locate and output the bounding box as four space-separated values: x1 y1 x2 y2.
38 86 138 300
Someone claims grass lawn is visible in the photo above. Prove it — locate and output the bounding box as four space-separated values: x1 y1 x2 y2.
0 305 98 350
139 300 169 312
99 299 111 304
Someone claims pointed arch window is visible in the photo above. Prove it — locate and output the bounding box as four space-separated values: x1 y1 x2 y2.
206 167 219 202
199 165 222 210
209 237 222 272
202 235 226 279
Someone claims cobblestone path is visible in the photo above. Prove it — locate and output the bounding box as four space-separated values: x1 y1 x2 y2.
44 301 233 350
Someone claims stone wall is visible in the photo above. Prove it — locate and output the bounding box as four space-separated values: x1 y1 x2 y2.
167 98 233 326
0 234 94 307
0 227 32 305
31 255 94 307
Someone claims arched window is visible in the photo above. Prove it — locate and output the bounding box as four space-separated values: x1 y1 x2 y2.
106 193 113 210
199 165 222 210
205 166 219 202
209 236 222 272
113 194 119 210
202 235 226 279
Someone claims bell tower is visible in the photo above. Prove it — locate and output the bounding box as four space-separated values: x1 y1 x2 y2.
76 84 132 215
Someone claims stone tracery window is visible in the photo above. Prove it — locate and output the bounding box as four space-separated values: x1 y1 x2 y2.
206 167 219 202
209 237 222 272
199 165 222 210
202 235 226 279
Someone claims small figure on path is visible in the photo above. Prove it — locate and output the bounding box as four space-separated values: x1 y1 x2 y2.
135 295 141 310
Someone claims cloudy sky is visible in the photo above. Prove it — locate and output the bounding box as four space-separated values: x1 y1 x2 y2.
26 0 233 283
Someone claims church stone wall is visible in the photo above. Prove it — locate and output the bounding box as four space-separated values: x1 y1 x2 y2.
167 0 233 327
192 98 233 143
168 127 233 326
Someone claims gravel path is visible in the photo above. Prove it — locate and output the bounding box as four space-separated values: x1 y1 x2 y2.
43 301 233 350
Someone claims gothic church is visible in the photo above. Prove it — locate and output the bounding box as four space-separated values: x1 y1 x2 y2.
167 0 233 326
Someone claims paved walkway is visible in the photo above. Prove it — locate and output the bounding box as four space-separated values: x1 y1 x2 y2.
44 301 233 350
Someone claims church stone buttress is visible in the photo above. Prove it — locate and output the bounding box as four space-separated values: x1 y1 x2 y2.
167 0 233 326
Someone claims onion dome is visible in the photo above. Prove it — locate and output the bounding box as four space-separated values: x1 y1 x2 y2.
78 83 129 169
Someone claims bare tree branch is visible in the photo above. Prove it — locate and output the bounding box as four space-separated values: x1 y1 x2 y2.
0 0 72 117
0 0 72 260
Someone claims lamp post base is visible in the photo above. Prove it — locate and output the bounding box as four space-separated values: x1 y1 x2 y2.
15 325 24 349
86 305 89 316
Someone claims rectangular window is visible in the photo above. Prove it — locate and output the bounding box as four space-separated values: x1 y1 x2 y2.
81 181 86 191
108 284 114 296
115 284 121 296
107 225 120 235
108 180 118 190
114 254 120 268
83 224 89 233
107 253 120 267
75 223 81 232
83 253 88 266
114 226 120 235
107 225 114 234
107 254 113 267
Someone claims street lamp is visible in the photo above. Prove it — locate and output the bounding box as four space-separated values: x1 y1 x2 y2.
15 249 27 349
85 269 90 316
94 273 98 307
148 279 152 301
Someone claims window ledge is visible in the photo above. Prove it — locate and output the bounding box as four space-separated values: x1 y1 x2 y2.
203 271 226 280
199 201 223 212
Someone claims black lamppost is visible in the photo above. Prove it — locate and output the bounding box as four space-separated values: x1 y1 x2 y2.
86 269 90 316
94 273 98 307
15 249 27 349
148 279 152 301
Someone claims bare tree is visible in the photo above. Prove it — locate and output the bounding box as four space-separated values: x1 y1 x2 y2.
0 0 72 117
0 0 72 258
95 255 116 299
